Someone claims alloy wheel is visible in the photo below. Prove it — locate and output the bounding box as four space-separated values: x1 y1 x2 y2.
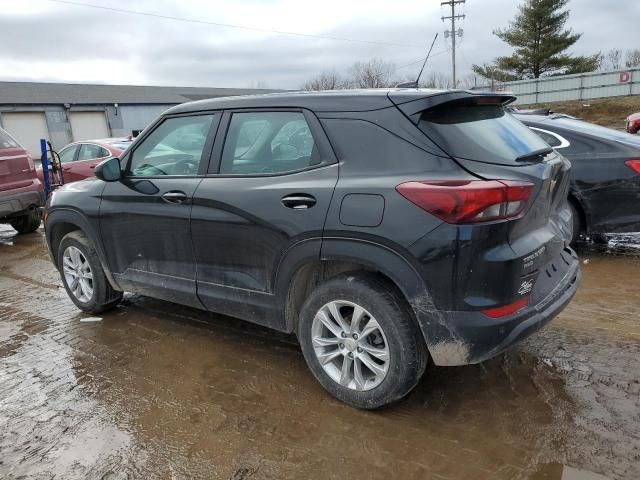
62 246 94 303
311 300 390 391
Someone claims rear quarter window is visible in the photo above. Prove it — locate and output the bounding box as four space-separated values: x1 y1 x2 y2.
0 128 20 149
418 101 550 165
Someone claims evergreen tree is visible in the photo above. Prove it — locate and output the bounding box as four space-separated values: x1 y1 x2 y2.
473 0 600 80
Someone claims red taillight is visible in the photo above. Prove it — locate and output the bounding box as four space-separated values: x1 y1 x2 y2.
395 180 534 224
482 297 529 319
625 160 640 174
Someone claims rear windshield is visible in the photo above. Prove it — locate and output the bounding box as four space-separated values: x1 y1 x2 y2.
0 128 20 150
418 101 550 165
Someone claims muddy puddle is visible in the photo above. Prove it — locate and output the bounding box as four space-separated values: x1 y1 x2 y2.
0 225 639 479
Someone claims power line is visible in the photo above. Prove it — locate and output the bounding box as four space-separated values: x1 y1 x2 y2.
47 0 426 49
395 49 449 70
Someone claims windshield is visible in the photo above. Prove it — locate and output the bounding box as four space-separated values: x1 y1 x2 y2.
418 101 550 165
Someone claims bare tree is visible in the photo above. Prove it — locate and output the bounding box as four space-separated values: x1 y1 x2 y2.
419 71 453 89
348 58 396 88
458 73 481 90
625 49 640 68
600 48 623 71
301 70 345 91
247 80 269 89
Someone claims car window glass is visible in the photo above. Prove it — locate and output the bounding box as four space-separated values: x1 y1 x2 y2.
129 115 214 177
0 128 19 149
78 144 106 161
530 128 562 147
418 102 550 165
220 112 317 175
59 145 78 163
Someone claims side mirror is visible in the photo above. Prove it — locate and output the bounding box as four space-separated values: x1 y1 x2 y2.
95 157 122 182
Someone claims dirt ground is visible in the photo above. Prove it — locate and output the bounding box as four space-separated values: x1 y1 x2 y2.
0 224 638 480
519 95 640 129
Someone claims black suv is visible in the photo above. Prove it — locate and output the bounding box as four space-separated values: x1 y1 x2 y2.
44 90 580 409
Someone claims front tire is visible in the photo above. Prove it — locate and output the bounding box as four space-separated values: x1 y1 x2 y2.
10 208 41 234
298 273 427 409
57 231 122 313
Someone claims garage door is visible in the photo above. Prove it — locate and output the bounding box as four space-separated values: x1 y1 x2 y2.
69 111 110 141
1 112 49 158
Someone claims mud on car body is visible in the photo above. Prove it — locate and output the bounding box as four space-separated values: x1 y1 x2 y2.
44 89 580 408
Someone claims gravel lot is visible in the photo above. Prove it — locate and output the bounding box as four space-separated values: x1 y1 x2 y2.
0 224 638 480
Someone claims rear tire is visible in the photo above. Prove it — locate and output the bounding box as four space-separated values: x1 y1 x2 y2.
298 273 427 409
10 208 42 234
57 231 122 314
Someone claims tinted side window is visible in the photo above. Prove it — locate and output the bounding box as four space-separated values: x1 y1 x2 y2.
78 144 108 160
59 145 78 163
129 115 214 177
220 112 317 175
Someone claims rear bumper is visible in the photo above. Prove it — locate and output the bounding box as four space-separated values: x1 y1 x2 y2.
422 254 580 366
0 185 45 218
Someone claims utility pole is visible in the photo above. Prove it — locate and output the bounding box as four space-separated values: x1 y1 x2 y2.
441 0 465 87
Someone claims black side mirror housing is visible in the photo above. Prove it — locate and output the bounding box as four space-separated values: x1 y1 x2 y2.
95 157 122 182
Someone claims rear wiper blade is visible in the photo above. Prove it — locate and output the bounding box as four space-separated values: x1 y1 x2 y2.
515 147 553 163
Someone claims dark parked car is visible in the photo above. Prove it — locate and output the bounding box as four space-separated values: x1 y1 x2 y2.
0 126 44 234
516 113 640 242
44 90 580 408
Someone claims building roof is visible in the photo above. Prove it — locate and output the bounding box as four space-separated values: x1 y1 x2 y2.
0 81 283 105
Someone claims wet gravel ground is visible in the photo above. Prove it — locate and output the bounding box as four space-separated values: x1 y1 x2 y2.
0 225 638 480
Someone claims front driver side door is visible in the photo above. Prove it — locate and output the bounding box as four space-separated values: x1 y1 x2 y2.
99 112 219 308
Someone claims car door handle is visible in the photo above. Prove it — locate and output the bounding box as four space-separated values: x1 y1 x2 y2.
281 194 316 209
162 191 188 204
90 164 97 169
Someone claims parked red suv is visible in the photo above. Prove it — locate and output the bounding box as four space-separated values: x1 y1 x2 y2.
0 127 44 234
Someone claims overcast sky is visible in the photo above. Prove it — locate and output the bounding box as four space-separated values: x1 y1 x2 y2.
1 0 638 89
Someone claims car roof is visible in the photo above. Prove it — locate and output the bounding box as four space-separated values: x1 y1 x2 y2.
165 88 511 114
86 137 131 144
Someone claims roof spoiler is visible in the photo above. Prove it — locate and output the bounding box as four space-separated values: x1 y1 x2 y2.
388 90 517 124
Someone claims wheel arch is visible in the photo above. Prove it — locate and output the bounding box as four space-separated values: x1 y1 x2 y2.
276 237 438 349
45 208 121 290
568 191 589 234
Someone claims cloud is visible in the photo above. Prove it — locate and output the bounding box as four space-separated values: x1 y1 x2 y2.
0 0 636 89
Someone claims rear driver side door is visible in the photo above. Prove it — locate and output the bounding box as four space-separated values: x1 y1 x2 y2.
191 109 338 330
